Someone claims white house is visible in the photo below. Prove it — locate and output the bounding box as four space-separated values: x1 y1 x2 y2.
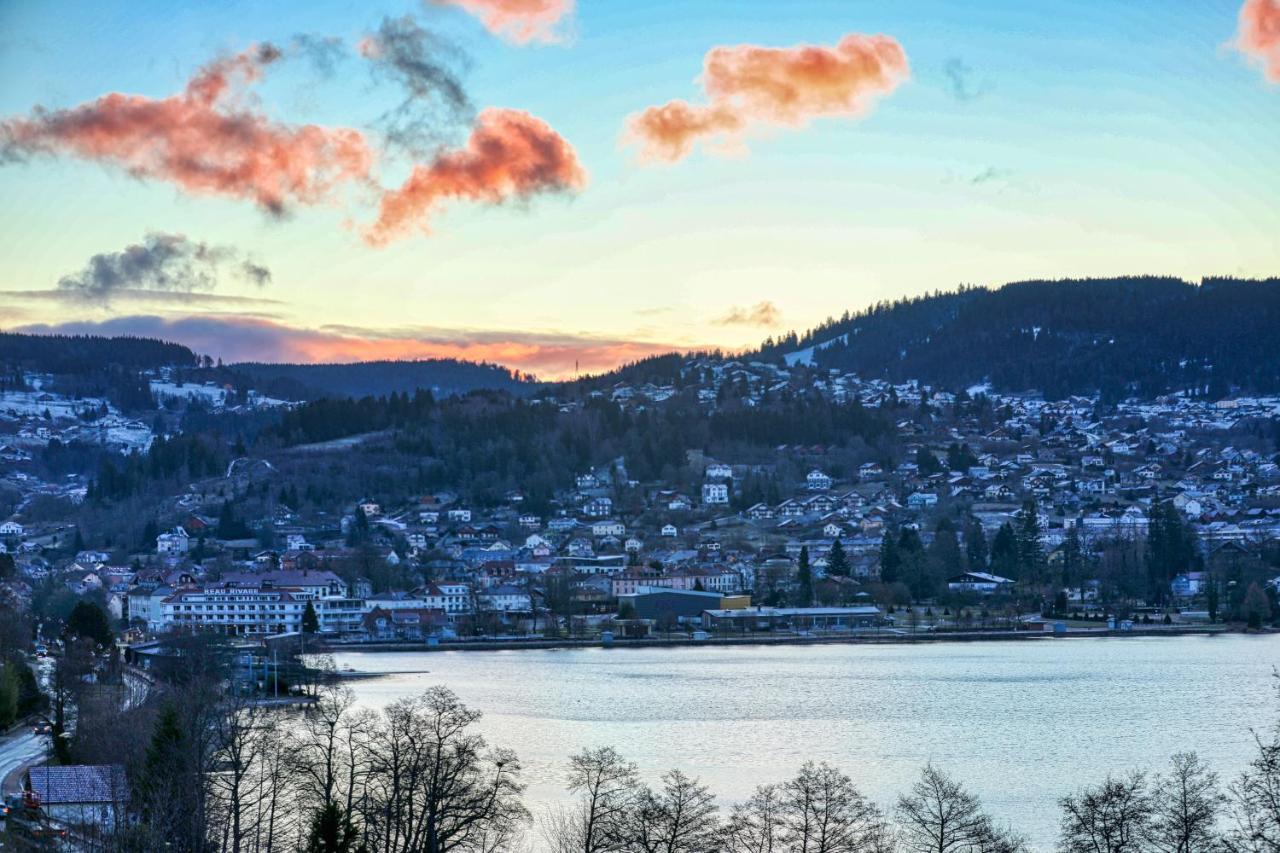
592 520 626 537
156 528 190 556
0 521 24 537
946 572 1014 595
705 463 733 480
661 524 679 537
807 470 833 491
702 483 730 505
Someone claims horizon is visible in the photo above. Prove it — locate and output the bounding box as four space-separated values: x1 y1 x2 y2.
3 0 1279 379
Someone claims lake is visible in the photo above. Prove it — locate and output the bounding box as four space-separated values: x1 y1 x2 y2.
333 634 1280 850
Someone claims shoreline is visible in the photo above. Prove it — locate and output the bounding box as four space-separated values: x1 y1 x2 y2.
321 625 1238 655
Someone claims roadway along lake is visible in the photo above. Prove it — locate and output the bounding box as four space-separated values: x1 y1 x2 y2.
333 634 1280 850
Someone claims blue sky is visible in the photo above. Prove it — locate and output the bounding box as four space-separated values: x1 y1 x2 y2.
1 0 1277 377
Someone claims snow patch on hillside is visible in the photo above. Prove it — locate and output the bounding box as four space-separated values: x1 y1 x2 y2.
784 333 849 367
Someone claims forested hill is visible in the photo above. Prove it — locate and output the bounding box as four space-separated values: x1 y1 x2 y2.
230 359 537 401
757 276 1280 400
0 332 197 374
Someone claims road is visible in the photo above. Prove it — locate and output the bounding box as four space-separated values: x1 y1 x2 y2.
0 729 46 794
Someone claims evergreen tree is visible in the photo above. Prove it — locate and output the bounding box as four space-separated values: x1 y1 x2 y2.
1016 500 1045 584
795 546 813 606
66 600 113 647
302 600 320 634
827 539 850 578
879 531 902 584
990 522 1019 580
305 802 363 853
964 517 988 570
926 519 963 591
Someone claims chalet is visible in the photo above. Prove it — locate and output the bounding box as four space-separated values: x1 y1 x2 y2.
946 572 1014 594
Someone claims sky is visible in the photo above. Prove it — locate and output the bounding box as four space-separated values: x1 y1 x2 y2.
1 0 1278 379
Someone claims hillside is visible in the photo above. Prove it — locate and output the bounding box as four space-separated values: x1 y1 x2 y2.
758 276 1280 400
230 359 537 401
0 332 197 375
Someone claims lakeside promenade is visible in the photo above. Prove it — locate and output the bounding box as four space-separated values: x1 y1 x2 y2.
320 624 1232 655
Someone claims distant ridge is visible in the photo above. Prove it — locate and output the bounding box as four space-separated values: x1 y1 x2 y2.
757 276 1280 400
0 331 197 374
231 358 537 400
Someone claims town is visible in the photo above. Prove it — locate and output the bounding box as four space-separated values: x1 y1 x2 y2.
4 353 1278 652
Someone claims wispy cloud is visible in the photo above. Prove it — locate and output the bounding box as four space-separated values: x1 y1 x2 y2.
713 301 782 327
14 315 684 379
624 33 910 164
968 165 1013 186
942 57 992 102
429 0 574 45
359 15 472 156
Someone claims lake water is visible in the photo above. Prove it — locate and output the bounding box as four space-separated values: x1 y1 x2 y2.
333 634 1280 851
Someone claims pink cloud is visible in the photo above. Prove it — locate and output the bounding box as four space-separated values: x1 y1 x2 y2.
431 0 573 44
0 44 374 214
624 33 910 163
365 107 586 245
1235 0 1280 83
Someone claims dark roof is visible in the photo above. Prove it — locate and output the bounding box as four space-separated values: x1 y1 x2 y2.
27 765 127 804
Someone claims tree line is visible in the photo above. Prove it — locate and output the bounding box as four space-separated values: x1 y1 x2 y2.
756 276 1280 400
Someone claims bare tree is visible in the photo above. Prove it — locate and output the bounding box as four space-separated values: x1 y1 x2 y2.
1059 773 1152 853
1148 753 1224 853
1225 729 1280 853
723 785 785 853
622 769 721 853
897 764 1023 853
780 761 892 853
543 746 641 853
358 686 527 853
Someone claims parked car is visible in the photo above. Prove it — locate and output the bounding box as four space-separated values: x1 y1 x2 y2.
33 645 48 657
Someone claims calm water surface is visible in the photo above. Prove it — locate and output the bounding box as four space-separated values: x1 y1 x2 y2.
333 635 1280 850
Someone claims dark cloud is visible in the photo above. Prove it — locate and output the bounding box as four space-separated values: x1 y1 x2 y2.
289 33 347 77
942 58 992 102
969 166 1013 186
359 15 472 156
55 233 271 305
714 301 782 327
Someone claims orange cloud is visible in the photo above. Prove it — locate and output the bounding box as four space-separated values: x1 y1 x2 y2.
0 44 374 214
1235 0 1280 82
714 301 782 327
431 0 573 44
625 33 910 163
15 314 677 380
365 107 586 245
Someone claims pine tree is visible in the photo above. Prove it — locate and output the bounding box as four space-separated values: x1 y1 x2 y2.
305 802 363 853
827 538 850 577
879 531 902 584
1016 500 1045 584
964 516 988 570
302 600 320 634
990 522 1019 580
795 546 813 606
